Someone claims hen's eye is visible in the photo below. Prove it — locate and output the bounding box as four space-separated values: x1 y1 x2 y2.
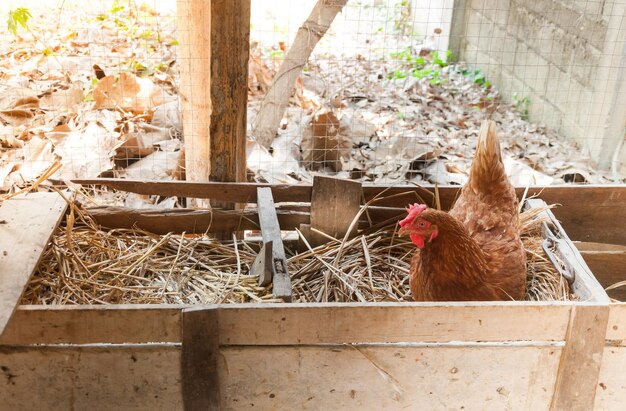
418 221 425 227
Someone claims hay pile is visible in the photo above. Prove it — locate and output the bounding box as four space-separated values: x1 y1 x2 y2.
22 202 571 305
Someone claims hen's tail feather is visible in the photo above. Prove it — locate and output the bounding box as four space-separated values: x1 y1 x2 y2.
469 120 506 191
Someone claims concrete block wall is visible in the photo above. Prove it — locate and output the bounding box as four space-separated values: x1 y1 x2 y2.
451 0 626 170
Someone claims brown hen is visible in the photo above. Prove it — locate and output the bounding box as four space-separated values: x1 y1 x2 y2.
399 120 526 301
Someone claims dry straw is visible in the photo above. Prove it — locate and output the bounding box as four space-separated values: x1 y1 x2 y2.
23 195 572 305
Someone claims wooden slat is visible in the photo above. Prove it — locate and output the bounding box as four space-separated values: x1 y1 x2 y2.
220 344 561 410
257 188 291 301
0 344 181 410
71 181 626 244
606 304 626 340
550 304 610 411
182 307 220 411
575 242 626 302
217 302 572 345
86 206 309 234
72 179 312 203
310 176 361 239
0 305 182 345
526 199 610 303
0 192 67 337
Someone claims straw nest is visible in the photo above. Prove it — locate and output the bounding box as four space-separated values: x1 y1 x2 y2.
22 200 572 305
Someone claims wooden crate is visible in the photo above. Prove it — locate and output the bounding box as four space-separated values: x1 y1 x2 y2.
0 183 624 411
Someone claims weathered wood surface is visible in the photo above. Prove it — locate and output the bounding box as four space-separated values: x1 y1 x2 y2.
576 241 626 302
526 199 610 304
3 302 573 346
257 187 291 301
595 346 626 410
208 0 249 187
0 305 182 345
218 302 572 345
71 181 626 244
182 307 220 411
0 344 182 411
220 344 561 411
310 176 361 244
0 192 67 336
550 304 610 411
176 0 212 183
606 304 626 340
86 206 309 235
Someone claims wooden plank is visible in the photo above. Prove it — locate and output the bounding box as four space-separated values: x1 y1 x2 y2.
0 344 182 410
0 305 182 345
526 199 610 304
606 304 626 340
217 302 572 345
250 241 273 286
575 242 626 302
257 187 291 301
595 346 626 410
71 179 313 203
310 176 361 244
86 206 309 234
550 304 610 411
0 192 67 337
176 0 212 183
220 344 561 410
182 307 220 411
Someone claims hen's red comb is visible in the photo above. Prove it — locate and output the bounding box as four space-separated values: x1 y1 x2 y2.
399 203 427 227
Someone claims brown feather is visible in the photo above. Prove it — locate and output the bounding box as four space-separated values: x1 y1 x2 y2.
408 120 526 301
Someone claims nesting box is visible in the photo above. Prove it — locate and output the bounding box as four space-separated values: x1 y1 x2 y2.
0 183 623 410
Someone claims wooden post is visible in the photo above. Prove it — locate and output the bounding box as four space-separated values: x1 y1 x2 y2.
182 307 221 411
209 0 250 187
176 0 250 209
176 0 212 183
550 304 609 411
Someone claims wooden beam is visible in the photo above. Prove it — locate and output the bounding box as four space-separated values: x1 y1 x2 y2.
0 192 67 337
86 206 309 235
176 0 212 182
576 242 626 302
71 179 312 203
550 304 609 411
182 307 221 411
72 181 626 244
217 302 572 345
257 187 292 301
309 176 361 246
1 305 182 345
209 0 249 186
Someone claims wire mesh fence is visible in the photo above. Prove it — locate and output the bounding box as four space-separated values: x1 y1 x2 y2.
0 0 624 205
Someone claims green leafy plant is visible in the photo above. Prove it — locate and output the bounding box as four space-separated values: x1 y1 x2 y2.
7 7 32 36
513 94 530 120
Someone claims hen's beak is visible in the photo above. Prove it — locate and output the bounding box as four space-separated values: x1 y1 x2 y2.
398 225 409 237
